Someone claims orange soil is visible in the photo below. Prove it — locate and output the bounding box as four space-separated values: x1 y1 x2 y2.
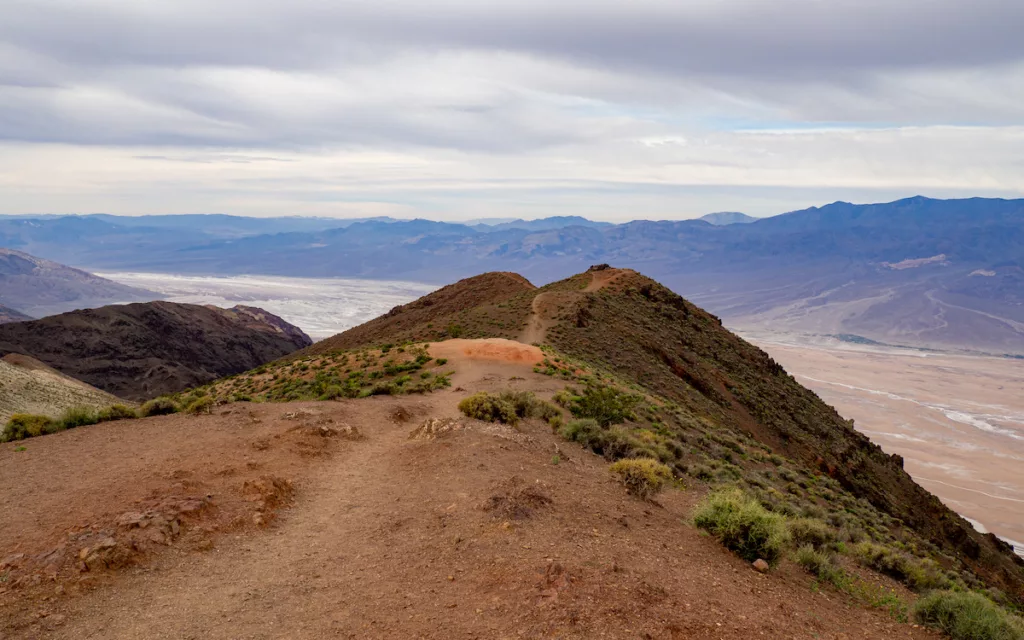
0 339 938 639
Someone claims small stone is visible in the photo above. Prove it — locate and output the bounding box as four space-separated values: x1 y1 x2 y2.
752 559 770 573
252 513 266 527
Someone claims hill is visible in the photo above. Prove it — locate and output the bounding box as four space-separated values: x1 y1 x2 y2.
0 304 31 324
0 248 157 318
0 354 125 424
3 196 1020 352
0 302 312 400
1 266 1022 638
699 211 757 225
310 266 1024 599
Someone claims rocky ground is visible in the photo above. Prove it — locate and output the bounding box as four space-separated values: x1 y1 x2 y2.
0 339 937 639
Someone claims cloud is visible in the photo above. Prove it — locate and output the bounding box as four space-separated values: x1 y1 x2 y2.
0 0 1022 218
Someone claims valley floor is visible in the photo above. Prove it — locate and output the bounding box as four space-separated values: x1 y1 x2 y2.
0 340 935 639
747 333 1024 556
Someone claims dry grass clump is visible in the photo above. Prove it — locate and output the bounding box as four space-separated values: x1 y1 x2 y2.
693 487 791 566
913 590 1024 640
609 458 673 499
458 391 562 426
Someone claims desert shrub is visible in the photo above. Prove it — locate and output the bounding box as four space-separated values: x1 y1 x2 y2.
319 385 345 401
558 418 604 446
794 545 848 584
609 458 673 499
914 591 1024 640
185 396 214 415
97 404 138 422
855 542 949 592
140 397 179 417
567 384 640 427
458 392 519 425
1 414 59 442
789 517 836 550
58 407 100 429
435 358 448 366
693 488 791 565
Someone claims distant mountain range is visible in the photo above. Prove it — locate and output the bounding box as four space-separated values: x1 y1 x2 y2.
699 211 757 225
0 247 157 318
1 196 1021 353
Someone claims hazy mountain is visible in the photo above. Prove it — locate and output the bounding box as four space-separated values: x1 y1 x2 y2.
0 303 31 324
0 247 159 317
0 301 313 400
699 211 757 225
2 196 1021 352
474 215 615 232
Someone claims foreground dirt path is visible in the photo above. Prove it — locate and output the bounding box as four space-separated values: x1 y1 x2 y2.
2 340 938 639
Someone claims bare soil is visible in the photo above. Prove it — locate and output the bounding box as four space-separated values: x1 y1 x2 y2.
0 339 939 639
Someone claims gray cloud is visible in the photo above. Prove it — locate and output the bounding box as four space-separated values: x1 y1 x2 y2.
0 0 1022 218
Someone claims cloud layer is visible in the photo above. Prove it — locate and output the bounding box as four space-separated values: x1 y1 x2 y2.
1 0 1023 218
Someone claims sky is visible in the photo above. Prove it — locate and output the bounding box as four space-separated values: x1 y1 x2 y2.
1 0 1023 221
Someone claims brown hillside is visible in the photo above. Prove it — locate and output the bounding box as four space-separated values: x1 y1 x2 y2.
1 342 939 639
296 266 1024 600
0 302 312 401
0 354 125 423
302 271 534 355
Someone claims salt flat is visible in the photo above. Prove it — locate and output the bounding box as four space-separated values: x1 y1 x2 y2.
98 272 437 340
745 332 1024 557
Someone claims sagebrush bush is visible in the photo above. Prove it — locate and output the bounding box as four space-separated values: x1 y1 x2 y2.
567 384 640 427
1 414 59 442
855 542 949 592
459 391 562 426
458 392 520 425
609 458 673 499
140 397 180 417
789 517 836 551
185 396 214 415
97 404 138 422
913 590 1024 640
58 406 99 429
693 488 791 565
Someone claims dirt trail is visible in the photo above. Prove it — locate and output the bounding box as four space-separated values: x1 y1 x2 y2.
519 292 558 346
2 340 937 639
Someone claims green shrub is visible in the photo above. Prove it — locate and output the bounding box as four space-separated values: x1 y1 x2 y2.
97 404 138 422
558 418 604 447
1 414 59 442
58 407 99 429
795 545 846 583
185 396 214 415
435 358 448 366
567 384 640 427
693 488 791 565
855 542 949 592
914 591 1024 640
140 397 179 417
609 458 673 499
458 392 519 424
789 518 836 550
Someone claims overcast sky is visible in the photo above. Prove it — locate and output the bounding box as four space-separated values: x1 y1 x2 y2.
1 0 1023 220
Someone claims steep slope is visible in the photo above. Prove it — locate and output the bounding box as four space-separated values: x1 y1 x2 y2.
307 266 1024 600
0 302 312 400
0 248 157 317
0 304 31 324
0 354 125 423
1 345 937 639
302 271 535 355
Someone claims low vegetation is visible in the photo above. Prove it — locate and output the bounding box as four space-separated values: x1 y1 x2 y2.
693 487 791 565
913 590 1024 640
1 402 140 442
609 458 673 499
458 390 562 427
174 344 454 405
